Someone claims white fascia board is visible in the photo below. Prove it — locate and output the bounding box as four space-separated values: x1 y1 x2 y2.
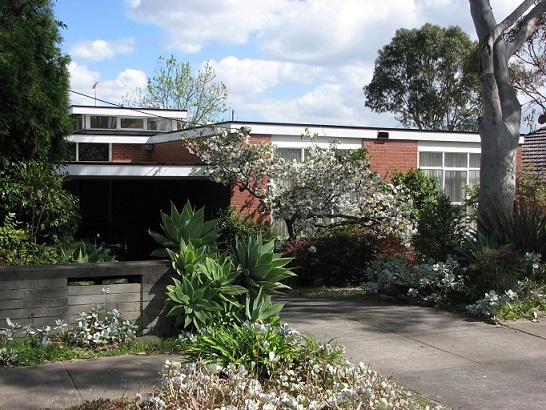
187 122 484 143
135 121 525 146
272 135 362 149
63 163 206 178
68 135 152 144
69 106 187 119
147 132 185 144
418 140 482 153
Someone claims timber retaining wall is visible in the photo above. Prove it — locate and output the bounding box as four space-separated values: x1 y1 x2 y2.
0 261 176 336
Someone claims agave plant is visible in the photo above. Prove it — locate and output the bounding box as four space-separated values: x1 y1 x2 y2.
245 287 284 323
149 201 219 258
232 234 296 296
60 240 117 263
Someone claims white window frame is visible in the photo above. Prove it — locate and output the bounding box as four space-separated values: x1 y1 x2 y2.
418 143 481 203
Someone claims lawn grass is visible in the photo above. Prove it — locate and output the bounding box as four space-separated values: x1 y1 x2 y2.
2 337 184 367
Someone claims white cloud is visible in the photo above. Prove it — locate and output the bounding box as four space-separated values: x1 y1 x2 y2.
64 0 532 128
70 37 136 62
126 0 286 53
68 62 147 106
209 56 324 103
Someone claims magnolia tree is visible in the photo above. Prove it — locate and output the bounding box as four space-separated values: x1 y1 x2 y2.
184 127 414 242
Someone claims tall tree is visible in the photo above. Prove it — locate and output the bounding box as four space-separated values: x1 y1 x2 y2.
364 23 481 131
184 128 414 242
509 14 546 130
0 0 71 166
469 0 546 221
123 55 228 127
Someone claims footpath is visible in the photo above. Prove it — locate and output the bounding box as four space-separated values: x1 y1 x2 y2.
0 295 545 409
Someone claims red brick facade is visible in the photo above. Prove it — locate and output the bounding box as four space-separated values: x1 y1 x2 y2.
151 141 200 163
112 144 154 163
229 134 272 221
363 139 418 180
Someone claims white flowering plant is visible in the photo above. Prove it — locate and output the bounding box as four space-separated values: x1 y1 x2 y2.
135 322 445 409
185 127 415 243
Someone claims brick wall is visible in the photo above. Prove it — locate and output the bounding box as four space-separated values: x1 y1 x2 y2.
151 140 200 163
363 139 419 180
228 134 272 221
112 144 154 163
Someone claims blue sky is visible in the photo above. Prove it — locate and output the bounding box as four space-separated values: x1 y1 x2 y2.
55 0 521 127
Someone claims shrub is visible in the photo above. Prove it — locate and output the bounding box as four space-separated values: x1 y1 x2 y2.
478 201 546 260
150 202 296 331
0 161 80 246
216 206 276 251
362 255 464 306
282 227 376 287
0 306 138 366
0 213 61 265
391 168 467 262
412 193 467 262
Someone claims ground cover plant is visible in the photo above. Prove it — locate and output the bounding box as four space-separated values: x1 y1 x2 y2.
71 322 445 410
0 305 147 367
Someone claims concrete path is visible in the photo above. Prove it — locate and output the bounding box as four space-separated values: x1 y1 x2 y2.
0 295 545 409
278 296 546 410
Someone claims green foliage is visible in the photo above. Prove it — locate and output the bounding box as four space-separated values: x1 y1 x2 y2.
180 322 335 382
478 201 546 259
413 193 467 262
390 168 466 263
0 213 60 265
123 55 227 126
151 202 295 330
282 227 380 287
216 206 275 251
1 306 139 366
232 233 295 297
390 168 441 220
364 23 481 131
165 254 246 329
0 0 71 165
0 161 80 246
516 165 546 211
362 255 464 307
60 240 117 263
148 201 219 258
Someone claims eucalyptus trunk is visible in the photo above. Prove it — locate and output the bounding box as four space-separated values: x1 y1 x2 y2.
469 0 546 223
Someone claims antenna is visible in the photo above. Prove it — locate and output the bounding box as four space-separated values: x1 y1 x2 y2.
92 81 99 106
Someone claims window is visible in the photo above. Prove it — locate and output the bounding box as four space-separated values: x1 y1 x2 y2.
419 152 480 203
147 119 172 131
90 116 117 129
77 143 110 161
277 148 310 162
120 118 144 129
71 115 83 132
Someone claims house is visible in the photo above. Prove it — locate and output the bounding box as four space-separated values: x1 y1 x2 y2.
64 105 523 259
523 127 546 173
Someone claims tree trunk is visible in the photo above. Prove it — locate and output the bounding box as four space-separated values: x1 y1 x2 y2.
477 42 521 222
470 0 546 225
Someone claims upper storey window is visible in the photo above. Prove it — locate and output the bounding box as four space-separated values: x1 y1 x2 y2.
120 118 144 129
72 115 83 132
90 116 117 129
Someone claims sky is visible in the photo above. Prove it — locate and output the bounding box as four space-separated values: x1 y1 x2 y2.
55 0 522 128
